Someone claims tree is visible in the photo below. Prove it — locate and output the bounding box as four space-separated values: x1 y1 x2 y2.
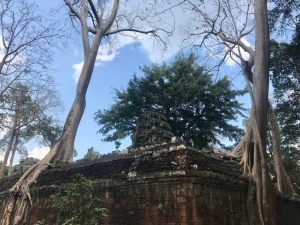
0 82 62 178
268 0 300 34
95 53 246 149
0 130 28 176
0 0 61 102
0 83 37 178
0 1 171 224
175 0 295 224
83 147 100 159
268 39 300 193
25 116 64 149
267 0 300 196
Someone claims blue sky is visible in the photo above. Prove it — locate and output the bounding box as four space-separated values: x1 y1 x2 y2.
15 0 255 161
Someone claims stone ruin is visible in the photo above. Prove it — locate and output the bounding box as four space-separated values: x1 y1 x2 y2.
11 157 40 176
0 115 299 224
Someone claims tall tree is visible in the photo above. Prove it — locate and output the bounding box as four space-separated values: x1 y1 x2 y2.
173 0 295 224
267 0 300 196
0 0 61 102
0 1 171 224
268 39 300 193
95 54 246 149
0 130 28 176
0 83 36 178
0 82 62 178
270 40 300 146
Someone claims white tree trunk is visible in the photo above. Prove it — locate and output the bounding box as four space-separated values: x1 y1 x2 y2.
0 117 17 178
7 132 19 176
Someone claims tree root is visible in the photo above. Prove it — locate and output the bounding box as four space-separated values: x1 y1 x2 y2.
0 135 72 225
267 102 296 197
231 135 276 225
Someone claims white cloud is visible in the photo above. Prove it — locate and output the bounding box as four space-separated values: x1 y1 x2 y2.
70 1 190 82
96 45 118 63
225 37 253 66
72 61 84 83
71 47 117 83
28 147 50 160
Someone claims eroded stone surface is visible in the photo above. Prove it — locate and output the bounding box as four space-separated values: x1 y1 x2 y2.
0 142 299 225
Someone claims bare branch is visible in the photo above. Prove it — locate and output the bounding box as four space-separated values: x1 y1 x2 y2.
105 28 155 36
87 0 100 26
64 0 81 19
103 0 119 34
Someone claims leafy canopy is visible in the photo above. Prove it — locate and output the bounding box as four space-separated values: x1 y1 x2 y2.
95 54 247 149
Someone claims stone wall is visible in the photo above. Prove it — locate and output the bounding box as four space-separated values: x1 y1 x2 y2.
0 141 299 224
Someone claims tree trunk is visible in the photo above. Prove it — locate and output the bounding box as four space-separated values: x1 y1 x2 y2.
0 25 104 225
230 0 277 224
0 116 17 178
7 132 19 176
268 102 296 197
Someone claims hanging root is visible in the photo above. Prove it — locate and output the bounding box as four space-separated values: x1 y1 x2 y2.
268 102 297 198
229 121 254 180
229 116 277 225
230 136 276 225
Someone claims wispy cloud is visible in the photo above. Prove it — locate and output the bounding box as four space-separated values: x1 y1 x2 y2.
74 49 79 57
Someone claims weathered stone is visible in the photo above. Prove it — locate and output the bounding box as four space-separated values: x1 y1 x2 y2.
0 141 299 224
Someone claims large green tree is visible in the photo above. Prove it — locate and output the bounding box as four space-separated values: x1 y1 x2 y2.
267 2 300 192
0 82 62 178
270 40 300 146
95 54 247 149
268 39 300 193
268 0 300 33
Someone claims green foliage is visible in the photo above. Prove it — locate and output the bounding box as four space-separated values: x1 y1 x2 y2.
281 145 300 193
37 174 106 225
95 53 247 150
25 116 63 148
270 40 300 146
84 147 100 159
269 39 300 193
268 0 300 33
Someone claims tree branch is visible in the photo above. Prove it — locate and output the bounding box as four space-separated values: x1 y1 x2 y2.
64 0 81 19
105 28 155 36
102 0 119 34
